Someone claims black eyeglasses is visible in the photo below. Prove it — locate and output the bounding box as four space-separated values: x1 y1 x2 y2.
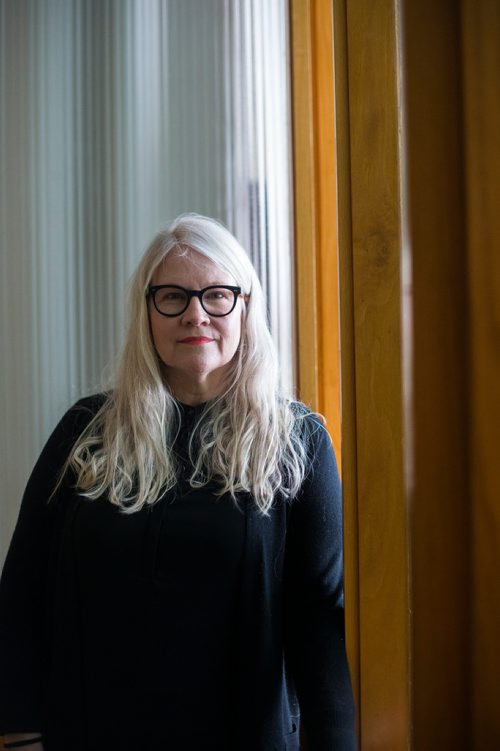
147 284 243 317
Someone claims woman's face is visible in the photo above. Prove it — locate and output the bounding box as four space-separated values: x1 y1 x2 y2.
148 248 244 401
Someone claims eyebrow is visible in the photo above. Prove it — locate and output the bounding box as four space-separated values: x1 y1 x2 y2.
157 282 235 287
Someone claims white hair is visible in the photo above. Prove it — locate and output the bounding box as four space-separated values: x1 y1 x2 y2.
58 213 312 515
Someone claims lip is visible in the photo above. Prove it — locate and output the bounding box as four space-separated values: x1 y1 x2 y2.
178 337 215 345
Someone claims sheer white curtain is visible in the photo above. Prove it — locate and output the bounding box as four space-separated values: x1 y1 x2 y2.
0 0 294 565
223 0 295 393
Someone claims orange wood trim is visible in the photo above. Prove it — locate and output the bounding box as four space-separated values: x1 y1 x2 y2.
311 0 342 464
290 0 319 411
290 0 359 739
289 0 341 459
334 0 411 748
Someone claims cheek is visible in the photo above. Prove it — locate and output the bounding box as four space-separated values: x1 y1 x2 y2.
226 317 242 351
149 316 161 348
149 314 173 352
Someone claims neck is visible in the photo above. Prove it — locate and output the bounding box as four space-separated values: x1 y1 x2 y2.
164 372 225 406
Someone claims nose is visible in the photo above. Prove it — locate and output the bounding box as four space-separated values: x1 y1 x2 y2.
180 295 211 326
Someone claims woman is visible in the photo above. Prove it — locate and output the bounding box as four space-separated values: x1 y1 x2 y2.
0 214 356 750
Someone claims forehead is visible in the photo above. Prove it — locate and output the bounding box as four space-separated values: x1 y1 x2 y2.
152 248 236 286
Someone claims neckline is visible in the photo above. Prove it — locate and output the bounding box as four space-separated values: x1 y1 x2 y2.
177 399 209 411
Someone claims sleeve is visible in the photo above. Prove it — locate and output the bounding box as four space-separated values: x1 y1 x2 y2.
283 415 357 751
0 396 103 734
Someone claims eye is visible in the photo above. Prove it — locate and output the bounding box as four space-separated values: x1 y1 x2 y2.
164 291 184 300
156 289 185 302
205 289 230 300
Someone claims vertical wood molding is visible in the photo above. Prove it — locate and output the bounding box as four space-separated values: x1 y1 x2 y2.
290 0 342 454
401 2 471 748
312 0 342 463
333 0 361 731
290 0 356 741
290 0 319 408
461 1 500 746
334 0 411 748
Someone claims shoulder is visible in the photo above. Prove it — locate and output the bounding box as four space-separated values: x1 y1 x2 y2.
19 394 111 501
54 392 110 443
70 391 110 418
278 399 333 484
282 398 328 445
288 398 340 473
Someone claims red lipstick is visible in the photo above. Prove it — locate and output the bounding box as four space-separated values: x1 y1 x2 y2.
179 337 214 345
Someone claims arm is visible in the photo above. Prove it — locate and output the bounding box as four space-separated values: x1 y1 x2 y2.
0 397 102 737
283 417 357 751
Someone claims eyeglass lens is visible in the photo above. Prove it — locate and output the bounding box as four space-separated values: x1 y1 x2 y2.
154 287 235 316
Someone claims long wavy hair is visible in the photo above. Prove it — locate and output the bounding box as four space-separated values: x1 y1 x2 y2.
58 213 312 515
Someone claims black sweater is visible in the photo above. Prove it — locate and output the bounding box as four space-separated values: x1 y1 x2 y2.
0 396 356 750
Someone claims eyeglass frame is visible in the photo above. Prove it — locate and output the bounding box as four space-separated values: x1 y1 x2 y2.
147 284 243 318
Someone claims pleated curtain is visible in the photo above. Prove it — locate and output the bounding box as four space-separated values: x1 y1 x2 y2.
0 0 293 565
